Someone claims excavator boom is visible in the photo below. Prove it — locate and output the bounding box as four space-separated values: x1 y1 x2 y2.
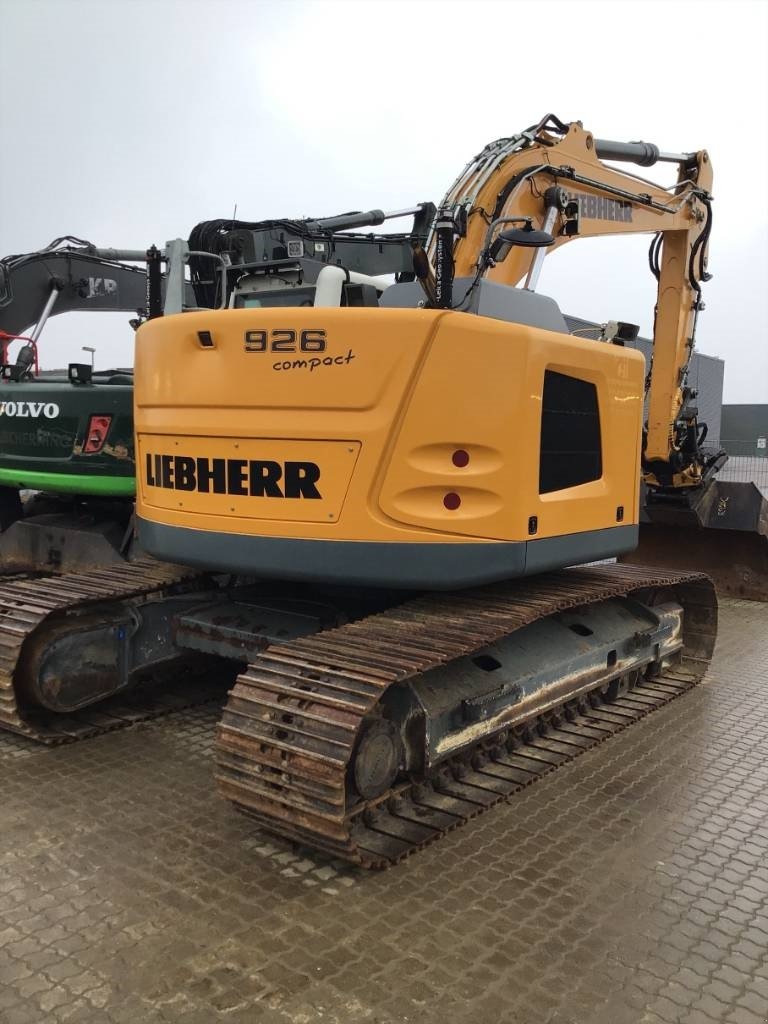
421 115 766 596
0 240 149 337
432 114 714 488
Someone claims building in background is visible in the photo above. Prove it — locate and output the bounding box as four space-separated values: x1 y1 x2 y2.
721 405 768 458
564 315 725 445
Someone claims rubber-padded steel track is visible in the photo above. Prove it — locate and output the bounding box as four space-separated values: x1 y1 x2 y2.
216 564 717 867
0 561 221 743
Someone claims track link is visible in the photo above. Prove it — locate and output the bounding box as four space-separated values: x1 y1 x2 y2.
216 564 717 867
0 560 222 744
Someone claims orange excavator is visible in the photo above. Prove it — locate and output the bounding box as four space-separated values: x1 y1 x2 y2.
137 115 764 596
130 114 764 865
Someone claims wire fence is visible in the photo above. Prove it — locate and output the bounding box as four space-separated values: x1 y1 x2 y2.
718 439 768 498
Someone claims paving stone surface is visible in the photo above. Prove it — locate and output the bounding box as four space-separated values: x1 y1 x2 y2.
0 597 767 1023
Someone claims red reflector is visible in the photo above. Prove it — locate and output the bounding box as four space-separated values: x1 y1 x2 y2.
84 414 112 454
443 492 461 510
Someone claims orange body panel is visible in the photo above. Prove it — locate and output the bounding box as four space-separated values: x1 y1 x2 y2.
135 307 644 547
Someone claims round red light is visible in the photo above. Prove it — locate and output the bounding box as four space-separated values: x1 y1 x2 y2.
452 449 470 468
443 492 461 510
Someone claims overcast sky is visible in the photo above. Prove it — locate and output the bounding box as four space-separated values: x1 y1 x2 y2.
1 0 766 402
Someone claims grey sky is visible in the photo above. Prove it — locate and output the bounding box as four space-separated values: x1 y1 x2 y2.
1 0 766 402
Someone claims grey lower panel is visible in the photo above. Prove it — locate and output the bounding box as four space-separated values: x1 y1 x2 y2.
138 518 638 589
527 523 638 574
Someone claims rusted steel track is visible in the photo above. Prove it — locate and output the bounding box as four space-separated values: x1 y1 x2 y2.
216 565 717 867
0 561 222 744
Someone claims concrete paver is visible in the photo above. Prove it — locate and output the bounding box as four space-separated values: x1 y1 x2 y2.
1 597 767 1023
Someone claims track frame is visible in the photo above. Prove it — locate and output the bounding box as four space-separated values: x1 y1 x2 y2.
216 565 717 867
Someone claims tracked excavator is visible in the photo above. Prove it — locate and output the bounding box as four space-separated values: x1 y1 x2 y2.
0 238 148 536
3 116 764 865
127 114 768 867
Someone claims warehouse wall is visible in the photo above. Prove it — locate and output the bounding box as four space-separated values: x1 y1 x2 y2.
721 405 768 457
563 315 724 446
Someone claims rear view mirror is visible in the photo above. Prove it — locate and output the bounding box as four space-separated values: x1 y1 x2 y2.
489 225 555 263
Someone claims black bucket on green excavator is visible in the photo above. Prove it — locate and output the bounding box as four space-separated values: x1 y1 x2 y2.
620 480 768 602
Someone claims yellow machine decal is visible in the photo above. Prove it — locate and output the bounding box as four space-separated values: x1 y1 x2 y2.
139 436 360 523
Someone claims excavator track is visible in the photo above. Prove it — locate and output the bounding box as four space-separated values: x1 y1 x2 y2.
216 564 717 867
0 560 223 744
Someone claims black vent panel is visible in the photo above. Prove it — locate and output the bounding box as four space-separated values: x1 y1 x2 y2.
539 371 602 494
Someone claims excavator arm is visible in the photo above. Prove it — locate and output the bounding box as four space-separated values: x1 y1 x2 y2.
0 239 153 345
427 115 765 598
429 114 714 492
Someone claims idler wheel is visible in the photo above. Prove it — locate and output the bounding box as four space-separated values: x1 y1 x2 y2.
352 720 402 801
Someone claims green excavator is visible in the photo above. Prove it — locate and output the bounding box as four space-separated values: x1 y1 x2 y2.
0 236 160 566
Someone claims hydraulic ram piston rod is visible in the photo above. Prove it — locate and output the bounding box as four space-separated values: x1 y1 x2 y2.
595 139 693 167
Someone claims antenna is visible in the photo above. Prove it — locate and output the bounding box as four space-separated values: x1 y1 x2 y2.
231 203 238 229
